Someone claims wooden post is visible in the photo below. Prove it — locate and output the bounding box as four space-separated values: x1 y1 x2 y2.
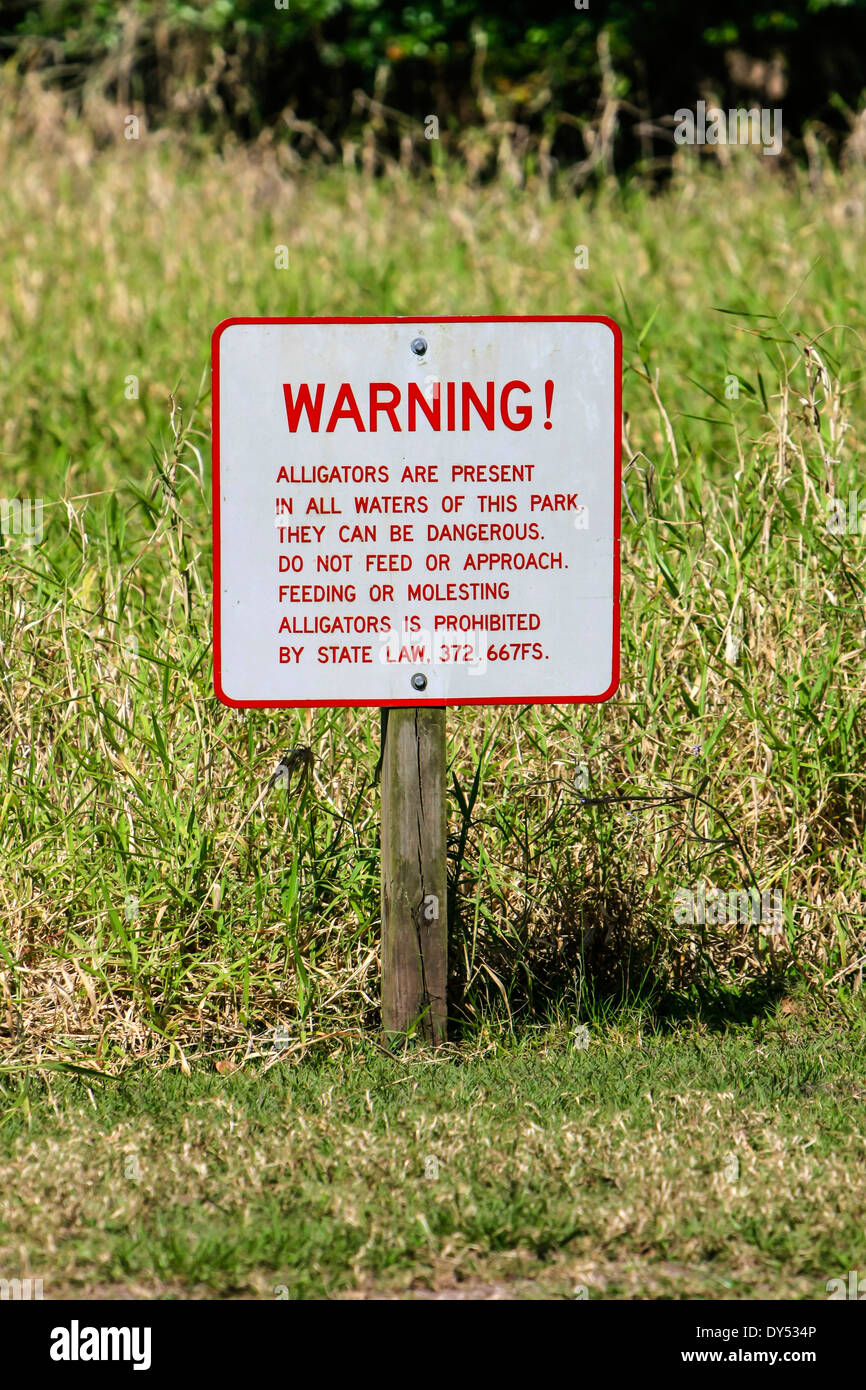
380 706 447 1043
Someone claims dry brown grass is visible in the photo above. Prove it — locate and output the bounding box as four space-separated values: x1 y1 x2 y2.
0 75 864 1067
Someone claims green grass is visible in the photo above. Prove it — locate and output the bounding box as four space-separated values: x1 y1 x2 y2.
1 79 865 1298
0 78 864 1063
2 1021 865 1298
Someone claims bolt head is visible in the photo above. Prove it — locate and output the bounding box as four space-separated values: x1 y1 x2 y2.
411 673 428 691
411 337 428 356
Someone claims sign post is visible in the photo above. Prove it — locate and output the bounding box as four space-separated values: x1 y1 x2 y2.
212 315 621 1044
380 706 447 1042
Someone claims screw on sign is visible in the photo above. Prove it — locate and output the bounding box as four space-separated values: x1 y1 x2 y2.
212 316 622 1043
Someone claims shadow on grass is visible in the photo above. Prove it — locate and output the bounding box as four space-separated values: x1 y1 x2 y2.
445 870 794 1041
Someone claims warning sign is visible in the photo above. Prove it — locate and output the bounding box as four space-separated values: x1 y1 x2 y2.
212 315 621 708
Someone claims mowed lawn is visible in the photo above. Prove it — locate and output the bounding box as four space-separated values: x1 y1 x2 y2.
1 1024 864 1299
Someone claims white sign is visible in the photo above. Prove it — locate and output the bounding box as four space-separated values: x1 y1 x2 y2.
212 315 620 708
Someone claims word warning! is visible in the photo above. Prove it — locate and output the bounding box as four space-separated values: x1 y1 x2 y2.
212 315 621 707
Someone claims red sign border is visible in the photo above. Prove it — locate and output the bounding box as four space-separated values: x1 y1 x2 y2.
212 314 621 709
